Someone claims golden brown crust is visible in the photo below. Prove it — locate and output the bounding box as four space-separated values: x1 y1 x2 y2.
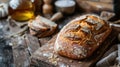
54 14 111 60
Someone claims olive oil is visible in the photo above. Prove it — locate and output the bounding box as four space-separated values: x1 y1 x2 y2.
9 0 35 21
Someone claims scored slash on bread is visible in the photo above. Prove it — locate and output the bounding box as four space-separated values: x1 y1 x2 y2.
54 14 112 60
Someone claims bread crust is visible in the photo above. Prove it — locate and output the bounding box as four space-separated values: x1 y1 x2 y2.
28 16 57 37
54 14 112 60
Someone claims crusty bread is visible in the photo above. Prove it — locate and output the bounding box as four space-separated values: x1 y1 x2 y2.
54 14 112 60
28 16 57 37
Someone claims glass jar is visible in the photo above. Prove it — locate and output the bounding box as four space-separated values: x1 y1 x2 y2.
9 0 35 21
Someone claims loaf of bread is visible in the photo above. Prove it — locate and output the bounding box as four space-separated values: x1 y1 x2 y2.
54 14 112 60
28 15 57 37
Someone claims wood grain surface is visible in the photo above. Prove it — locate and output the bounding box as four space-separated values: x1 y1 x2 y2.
30 29 118 67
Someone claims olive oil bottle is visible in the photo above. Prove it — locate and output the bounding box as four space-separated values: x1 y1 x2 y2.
9 0 35 21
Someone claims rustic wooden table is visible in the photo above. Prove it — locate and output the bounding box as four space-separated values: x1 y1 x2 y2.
0 0 119 67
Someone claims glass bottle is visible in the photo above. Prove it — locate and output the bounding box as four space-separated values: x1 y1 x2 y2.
9 0 35 21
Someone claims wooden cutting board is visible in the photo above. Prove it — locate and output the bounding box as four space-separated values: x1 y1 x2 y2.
30 29 118 67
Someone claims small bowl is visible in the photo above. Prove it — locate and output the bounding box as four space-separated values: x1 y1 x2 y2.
55 0 76 14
